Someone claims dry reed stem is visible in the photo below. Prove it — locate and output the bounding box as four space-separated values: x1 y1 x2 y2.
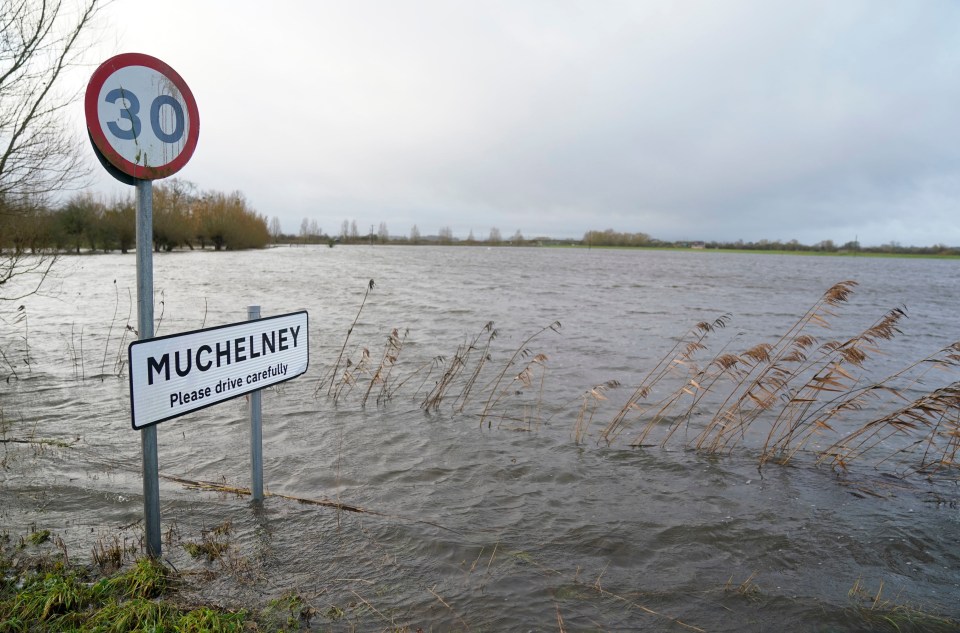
602 314 731 445
771 340 959 469
479 321 560 427
423 322 498 411
454 321 498 412
584 580 706 632
759 307 907 462
819 382 960 472
427 585 472 632
370 328 407 406
161 474 368 513
317 279 374 397
350 590 396 628
489 353 550 429
695 281 860 453
574 381 620 444
422 345 468 410
334 344 381 404
303 277 958 475
606 281 959 475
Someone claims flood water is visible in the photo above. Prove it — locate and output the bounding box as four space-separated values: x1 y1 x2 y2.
1 245 958 631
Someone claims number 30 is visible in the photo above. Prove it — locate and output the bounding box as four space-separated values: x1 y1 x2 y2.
105 88 185 143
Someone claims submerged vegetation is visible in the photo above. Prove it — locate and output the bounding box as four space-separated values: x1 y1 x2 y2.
316 279 960 479
0 540 246 632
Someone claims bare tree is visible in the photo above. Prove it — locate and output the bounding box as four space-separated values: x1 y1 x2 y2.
1 0 102 303
268 215 282 242
1 0 102 201
438 226 453 245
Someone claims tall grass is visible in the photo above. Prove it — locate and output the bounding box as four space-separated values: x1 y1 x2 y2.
590 280 960 475
316 278 375 398
317 279 960 477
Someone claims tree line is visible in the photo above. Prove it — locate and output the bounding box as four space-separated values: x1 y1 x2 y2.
581 229 959 256
282 223 960 255
290 221 531 246
0 181 271 255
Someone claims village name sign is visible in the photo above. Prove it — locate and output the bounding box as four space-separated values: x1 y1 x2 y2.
129 311 309 429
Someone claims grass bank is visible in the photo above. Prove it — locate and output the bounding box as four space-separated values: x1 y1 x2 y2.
0 528 354 632
0 530 245 632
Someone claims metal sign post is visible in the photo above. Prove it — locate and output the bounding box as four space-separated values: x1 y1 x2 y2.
248 305 264 502
125 307 309 509
136 180 161 557
86 53 200 558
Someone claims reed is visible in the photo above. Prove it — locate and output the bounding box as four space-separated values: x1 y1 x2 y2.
692 281 862 454
600 314 732 445
758 308 918 465
818 373 960 474
154 289 166 336
331 347 370 403
362 327 407 407
485 351 550 430
389 353 445 401
573 381 621 445
421 340 469 411
316 279 375 397
91 534 138 574
16 304 29 372
304 277 957 474
100 280 119 377
452 321 497 413
478 321 560 427
847 576 959 632
418 322 496 411
590 280 960 474
0 345 18 382
64 322 85 381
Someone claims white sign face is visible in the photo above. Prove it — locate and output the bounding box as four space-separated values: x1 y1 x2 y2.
85 53 199 180
128 311 308 429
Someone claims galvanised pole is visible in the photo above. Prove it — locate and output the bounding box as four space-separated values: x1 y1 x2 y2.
136 179 162 558
248 305 264 502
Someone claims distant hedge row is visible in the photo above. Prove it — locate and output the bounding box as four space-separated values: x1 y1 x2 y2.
0 182 270 254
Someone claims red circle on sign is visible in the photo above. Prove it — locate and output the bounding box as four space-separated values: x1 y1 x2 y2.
85 53 200 181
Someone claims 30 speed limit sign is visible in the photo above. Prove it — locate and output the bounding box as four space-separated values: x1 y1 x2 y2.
85 53 199 181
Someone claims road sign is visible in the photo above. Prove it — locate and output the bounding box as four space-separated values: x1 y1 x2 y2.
85 53 199 181
128 311 309 429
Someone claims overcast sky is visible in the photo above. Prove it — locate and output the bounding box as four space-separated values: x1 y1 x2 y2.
76 1 960 246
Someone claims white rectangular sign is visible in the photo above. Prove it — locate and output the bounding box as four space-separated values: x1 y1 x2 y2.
128 311 309 429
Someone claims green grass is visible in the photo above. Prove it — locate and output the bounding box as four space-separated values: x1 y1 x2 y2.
0 538 246 632
0 528 373 632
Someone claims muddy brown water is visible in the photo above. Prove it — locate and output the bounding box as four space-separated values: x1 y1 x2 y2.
2 246 958 631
